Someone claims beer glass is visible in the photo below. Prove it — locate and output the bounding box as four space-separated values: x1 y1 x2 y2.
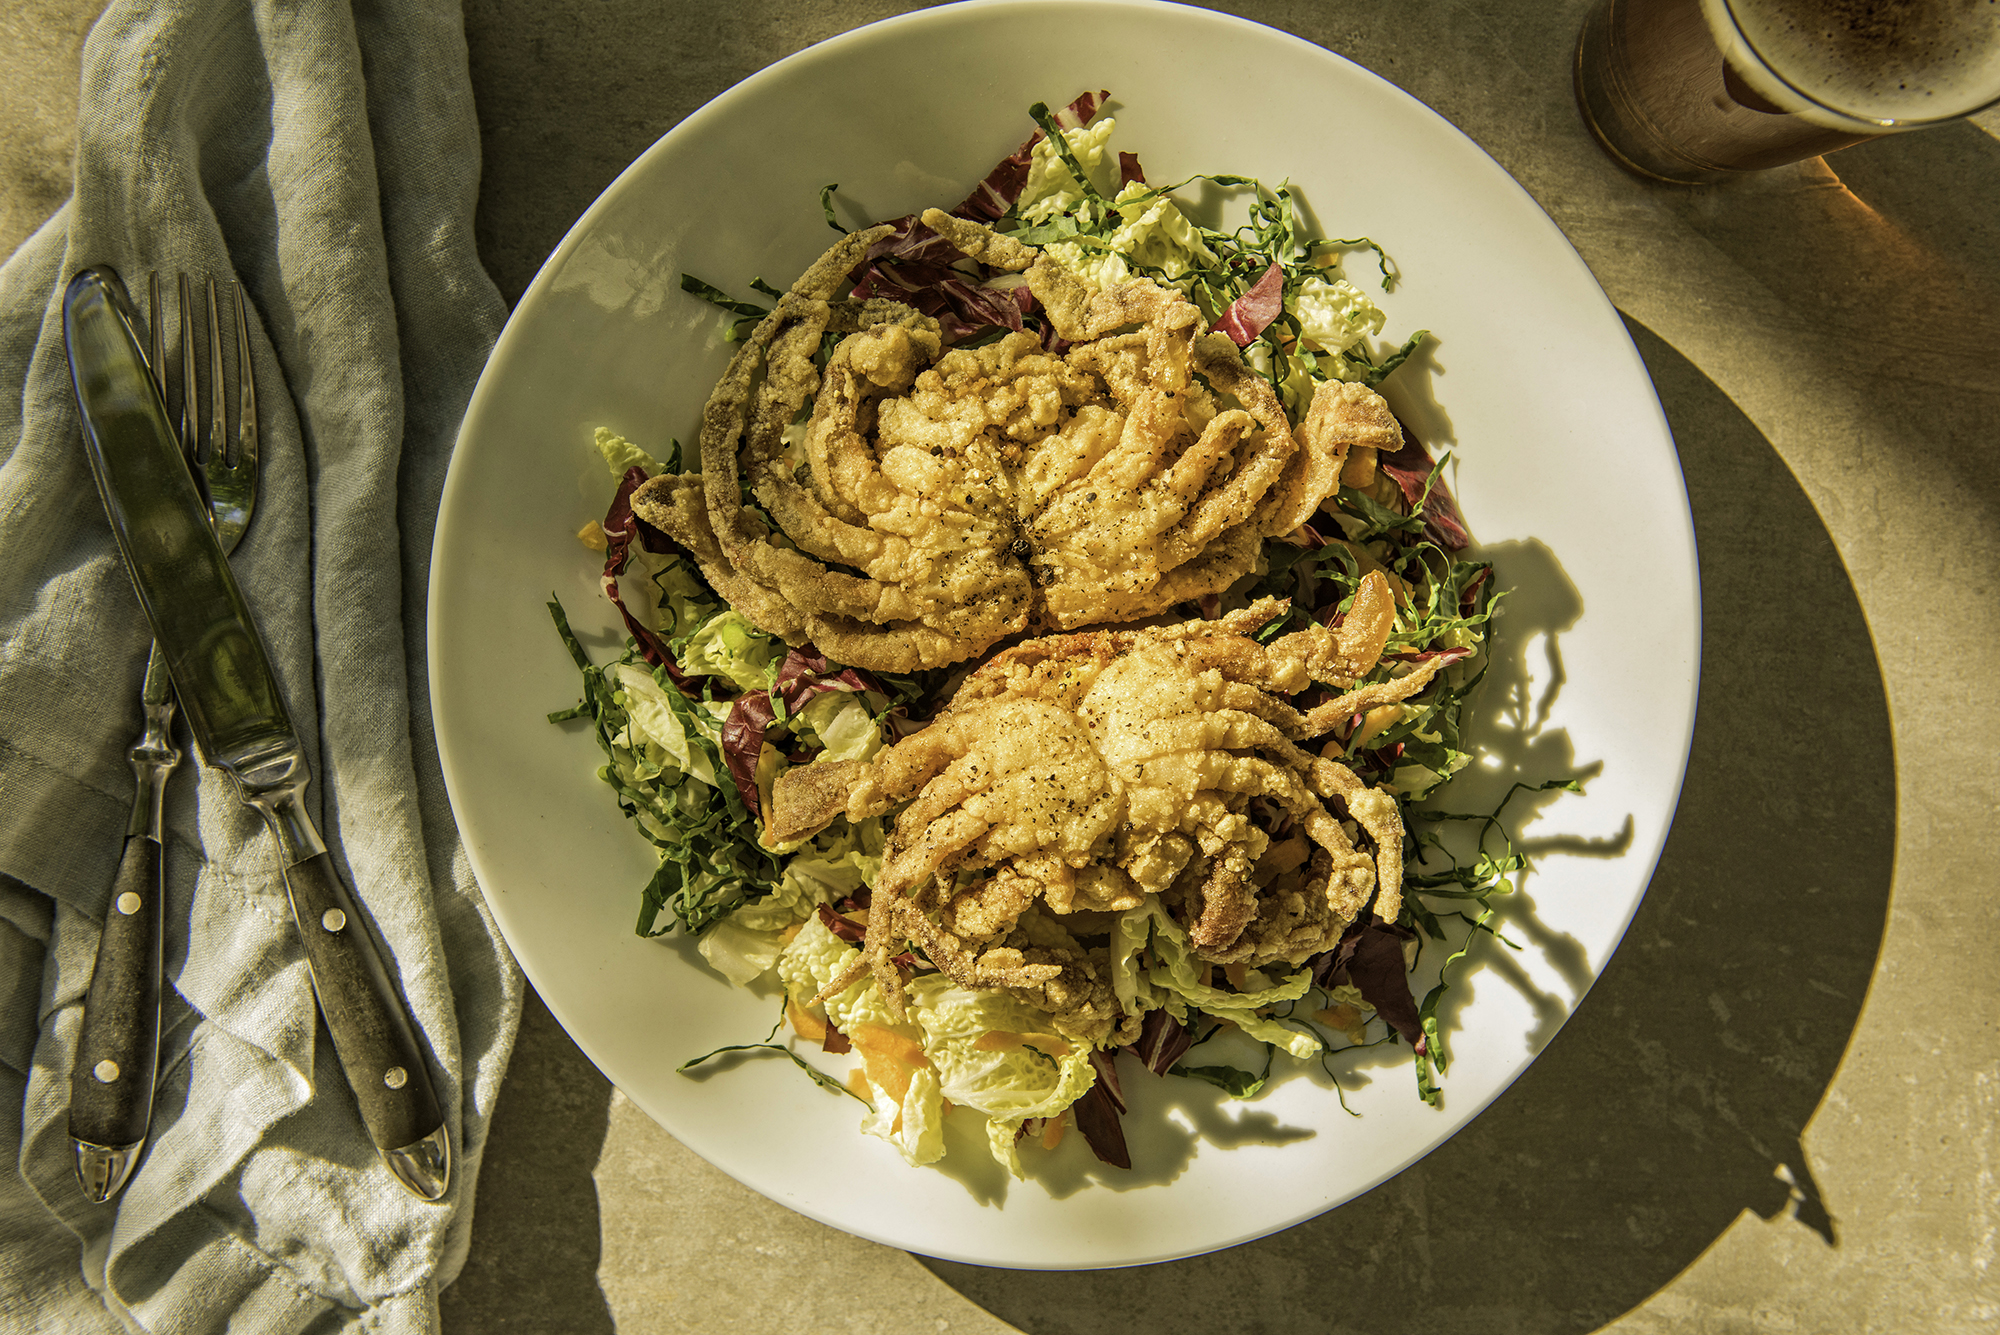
1575 0 2000 184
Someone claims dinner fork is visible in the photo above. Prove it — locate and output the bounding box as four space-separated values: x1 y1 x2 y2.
184 274 259 550
69 274 257 1203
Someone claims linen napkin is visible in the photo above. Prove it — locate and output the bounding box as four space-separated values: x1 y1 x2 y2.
0 0 521 1329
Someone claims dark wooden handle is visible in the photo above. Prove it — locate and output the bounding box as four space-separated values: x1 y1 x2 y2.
281 852 443 1151
69 834 163 1149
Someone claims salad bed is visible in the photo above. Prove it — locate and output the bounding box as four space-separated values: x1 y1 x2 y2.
550 93 1540 1176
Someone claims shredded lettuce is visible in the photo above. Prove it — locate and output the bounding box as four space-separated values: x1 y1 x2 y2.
727 818 883 938
795 692 882 763
1018 113 1120 220
1003 106 1421 413
549 497 899 938
610 661 719 788
1039 180 1216 289
695 920 788 987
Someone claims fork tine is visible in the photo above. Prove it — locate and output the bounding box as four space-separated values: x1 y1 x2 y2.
176 273 198 463
205 277 225 467
195 276 258 556
232 283 257 479
146 273 164 401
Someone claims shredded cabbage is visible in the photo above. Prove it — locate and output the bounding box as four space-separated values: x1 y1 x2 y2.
909 985 1097 1178
1018 115 1120 220
678 610 783 692
1115 900 1322 1060
593 426 663 477
777 916 1099 1174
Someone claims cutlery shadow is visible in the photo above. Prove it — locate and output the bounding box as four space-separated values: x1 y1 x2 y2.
918 315 1893 1331
436 985 616 1335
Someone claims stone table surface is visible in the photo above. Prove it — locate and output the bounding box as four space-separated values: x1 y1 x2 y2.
6 2 1997 1332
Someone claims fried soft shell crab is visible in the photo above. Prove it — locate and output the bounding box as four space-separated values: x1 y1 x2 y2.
768 582 1448 1046
630 213 1406 674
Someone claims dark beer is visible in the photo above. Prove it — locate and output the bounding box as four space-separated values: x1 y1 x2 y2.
1730 0 2000 123
1575 0 2000 184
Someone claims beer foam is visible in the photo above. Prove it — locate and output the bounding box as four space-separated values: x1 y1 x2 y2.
1729 0 2000 122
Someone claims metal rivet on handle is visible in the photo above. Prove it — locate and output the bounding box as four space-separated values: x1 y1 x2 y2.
321 909 346 932
116 892 142 915
93 1060 120 1084
383 1066 408 1090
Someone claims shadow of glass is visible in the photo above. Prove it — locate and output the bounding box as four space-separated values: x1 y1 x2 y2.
1659 124 2000 525
919 316 1893 1331
1420 535 1596 845
438 986 618 1335
1380 334 1459 459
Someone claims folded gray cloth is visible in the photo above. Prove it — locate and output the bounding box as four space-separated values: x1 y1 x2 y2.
0 1 520 1329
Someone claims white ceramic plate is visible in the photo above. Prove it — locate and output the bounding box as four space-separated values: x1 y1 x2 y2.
431 0 1697 1269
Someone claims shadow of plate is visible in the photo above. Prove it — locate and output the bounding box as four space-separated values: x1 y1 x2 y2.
919 315 1893 1330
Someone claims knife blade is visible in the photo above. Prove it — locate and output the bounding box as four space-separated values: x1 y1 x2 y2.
63 266 451 1201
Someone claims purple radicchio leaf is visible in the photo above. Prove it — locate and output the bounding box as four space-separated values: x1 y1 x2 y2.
857 90 1122 351
1123 1007 1197 1076
847 216 1037 346
1213 261 1286 347
951 88 1110 220
815 903 867 945
720 690 777 818
600 466 696 690
721 647 881 817
1458 564 1492 618
1376 421 1472 552
1312 918 1426 1054
1071 1046 1131 1170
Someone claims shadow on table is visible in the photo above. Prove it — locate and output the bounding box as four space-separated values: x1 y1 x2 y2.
437 988 617 1335
462 0 945 306
918 317 1895 1333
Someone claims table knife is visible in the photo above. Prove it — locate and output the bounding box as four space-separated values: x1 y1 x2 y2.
62 267 450 1201
69 277 181 1204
